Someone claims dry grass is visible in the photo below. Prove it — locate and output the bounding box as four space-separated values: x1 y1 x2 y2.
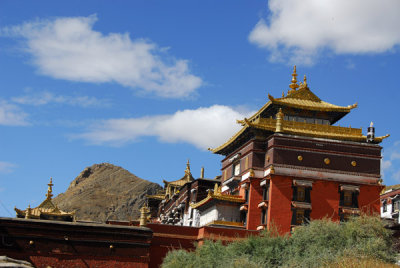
325 257 397 268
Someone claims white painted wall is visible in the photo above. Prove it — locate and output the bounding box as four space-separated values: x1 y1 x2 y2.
381 201 400 224
198 204 241 226
199 206 219 226
381 203 393 219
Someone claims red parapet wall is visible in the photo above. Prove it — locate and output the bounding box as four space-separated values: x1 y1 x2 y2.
147 223 258 268
29 255 149 268
0 217 152 268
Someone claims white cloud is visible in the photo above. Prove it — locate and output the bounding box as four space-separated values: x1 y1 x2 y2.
249 0 400 64
382 141 400 183
0 161 16 173
75 105 254 149
382 160 392 171
393 170 400 182
12 91 110 108
391 151 400 161
0 100 28 126
2 15 202 98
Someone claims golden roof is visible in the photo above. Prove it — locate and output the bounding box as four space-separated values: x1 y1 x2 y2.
163 160 194 187
267 92 357 113
190 184 245 209
248 67 356 122
210 66 388 155
211 114 389 153
146 193 165 200
15 178 75 221
381 184 400 195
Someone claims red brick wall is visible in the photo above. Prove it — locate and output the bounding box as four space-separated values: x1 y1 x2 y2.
268 175 293 234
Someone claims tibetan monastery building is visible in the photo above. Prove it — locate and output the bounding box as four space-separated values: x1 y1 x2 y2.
150 66 389 234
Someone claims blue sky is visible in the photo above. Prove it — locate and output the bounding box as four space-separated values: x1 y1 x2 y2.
0 0 399 217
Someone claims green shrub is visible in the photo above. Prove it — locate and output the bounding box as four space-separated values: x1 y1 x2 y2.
161 216 395 268
342 215 395 263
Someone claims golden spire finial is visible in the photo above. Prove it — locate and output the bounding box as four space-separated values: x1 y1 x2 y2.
46 177 53 200
303 75 307 86
289 65 299 92
185 159 191 175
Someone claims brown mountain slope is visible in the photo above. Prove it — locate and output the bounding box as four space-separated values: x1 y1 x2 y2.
53 163 162 222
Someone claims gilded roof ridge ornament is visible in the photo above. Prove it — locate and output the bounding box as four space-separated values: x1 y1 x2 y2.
347 103 358 109
268 93 275 101
46 177 53 200
185 159 191 175
275 108 284 133
139 204 150 227
299 75 308 89
213 183 222 196
25 204 31 219
288 65 299 93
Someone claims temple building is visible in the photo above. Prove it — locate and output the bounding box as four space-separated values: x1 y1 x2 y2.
15 178 75 222
381 185 400 224
147 160 222 227
2 66 390 267
150 66 389 234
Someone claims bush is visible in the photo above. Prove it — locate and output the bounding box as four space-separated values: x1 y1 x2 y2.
161 216 396 268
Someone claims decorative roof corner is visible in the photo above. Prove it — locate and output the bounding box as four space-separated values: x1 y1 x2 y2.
348 102 358 109
375 134 390 142
268 93 275 101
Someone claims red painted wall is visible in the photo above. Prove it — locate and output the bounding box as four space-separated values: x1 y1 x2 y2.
310 180 340 221
246 178 263 230
359 184 383 215
28 255 148 268
268 175 293 234
147 223 258 268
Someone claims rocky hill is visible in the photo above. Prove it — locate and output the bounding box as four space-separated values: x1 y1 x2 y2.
53 163 162 222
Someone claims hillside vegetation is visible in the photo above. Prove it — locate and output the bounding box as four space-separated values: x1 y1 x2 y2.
162 215 396 268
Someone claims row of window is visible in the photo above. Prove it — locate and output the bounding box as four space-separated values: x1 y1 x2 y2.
241 181 359 227
283 115 330 125
382 198 400 213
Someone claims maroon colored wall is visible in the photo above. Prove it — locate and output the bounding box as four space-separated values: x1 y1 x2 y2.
0 217 151 268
